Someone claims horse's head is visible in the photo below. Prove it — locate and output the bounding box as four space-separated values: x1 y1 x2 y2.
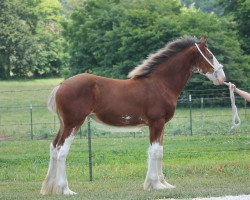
194 38 225 85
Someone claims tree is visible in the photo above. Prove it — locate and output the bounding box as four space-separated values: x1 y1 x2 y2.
63 0 183 78
0 0 37 79
33 0 65 77
176 6 250 91
217 0 250 55
182 0 223 15
0 0 65 79
63 0 249 92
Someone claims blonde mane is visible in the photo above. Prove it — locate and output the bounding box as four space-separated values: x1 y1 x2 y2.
128 36 199 78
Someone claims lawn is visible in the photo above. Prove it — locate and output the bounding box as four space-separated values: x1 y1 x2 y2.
0 135 249 200
0 78 250 199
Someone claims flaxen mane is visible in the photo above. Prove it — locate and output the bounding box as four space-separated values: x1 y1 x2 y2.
128 36 199 78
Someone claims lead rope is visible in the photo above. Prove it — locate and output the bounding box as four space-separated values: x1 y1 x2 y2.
224 82 241 130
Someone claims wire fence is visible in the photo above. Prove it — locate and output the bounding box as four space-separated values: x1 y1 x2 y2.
0 93 249 141
1 87 250 186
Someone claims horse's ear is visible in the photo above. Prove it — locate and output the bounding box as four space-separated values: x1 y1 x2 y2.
199 37 208 48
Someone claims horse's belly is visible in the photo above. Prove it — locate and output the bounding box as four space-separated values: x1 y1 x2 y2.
88 113 145 132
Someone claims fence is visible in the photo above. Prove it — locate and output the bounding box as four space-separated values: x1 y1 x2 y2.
1 88 250 182
0 95 249 141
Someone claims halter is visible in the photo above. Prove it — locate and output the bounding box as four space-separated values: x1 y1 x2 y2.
195 43 240 130
195 43 223 74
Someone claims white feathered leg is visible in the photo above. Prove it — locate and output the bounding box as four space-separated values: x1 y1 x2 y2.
54 133 76 195
144 142 167 190
41 143 58 195
157 145 175 189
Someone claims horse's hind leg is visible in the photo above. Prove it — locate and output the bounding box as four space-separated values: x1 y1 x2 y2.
53 126 78 195
40 142 58 195
41 124 80 195
40 124 62 195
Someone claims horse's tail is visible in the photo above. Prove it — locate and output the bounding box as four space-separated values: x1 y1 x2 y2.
47 85 60 114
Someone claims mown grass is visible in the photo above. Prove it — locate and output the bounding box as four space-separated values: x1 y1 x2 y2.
0 135 249 199
0 78 250 199
0 78 62 106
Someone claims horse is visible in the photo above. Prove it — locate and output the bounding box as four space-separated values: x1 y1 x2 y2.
40 36 226 195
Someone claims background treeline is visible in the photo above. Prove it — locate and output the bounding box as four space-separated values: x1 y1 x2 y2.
0 0 249 91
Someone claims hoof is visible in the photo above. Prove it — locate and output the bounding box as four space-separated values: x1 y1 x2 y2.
154 182 168 190
144 179 169 190
163 182 175 189
63 188 77 195
54 186 77 195
40 181 55 195
160 179 175 189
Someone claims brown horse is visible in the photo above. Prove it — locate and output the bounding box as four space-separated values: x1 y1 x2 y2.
41 36 226 195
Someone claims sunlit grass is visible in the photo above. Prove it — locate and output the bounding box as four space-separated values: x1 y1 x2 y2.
0 135 249 199
0 79 250 199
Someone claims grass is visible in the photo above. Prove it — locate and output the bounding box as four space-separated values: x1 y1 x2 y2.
0 79 250 199
0 135 250 199
0 78 62 140
0 78 62 106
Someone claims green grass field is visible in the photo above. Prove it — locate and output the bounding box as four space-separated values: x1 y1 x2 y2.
0 79 250 199
0 135 249 199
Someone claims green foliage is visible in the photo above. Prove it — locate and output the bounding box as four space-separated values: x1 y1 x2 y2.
0 0 37 79
217 0 250 55
176 7 250 91
63 0 249 91
182 0 223 15
63 0 182 78
0 0 65 79
0 0 249 93
33 0 65 77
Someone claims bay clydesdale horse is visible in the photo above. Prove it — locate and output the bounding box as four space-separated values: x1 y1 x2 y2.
41 36 225 195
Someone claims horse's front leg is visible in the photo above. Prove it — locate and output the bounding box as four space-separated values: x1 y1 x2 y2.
143 119 175 190
157 145 175 189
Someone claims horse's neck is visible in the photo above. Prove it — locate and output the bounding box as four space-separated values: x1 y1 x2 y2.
153 49 194 98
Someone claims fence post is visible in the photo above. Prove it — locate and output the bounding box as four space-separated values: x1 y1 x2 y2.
87 117 93 181
79 126 83 138
201 97 204 128
189 95 193 136
53 115 56 131
245 99 247 120
30 104 33 140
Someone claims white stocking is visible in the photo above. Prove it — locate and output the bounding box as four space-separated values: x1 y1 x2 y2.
40 143 58 195
41 131 77 195
144 142 167 190
157 145 175 188
54 133 76 195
